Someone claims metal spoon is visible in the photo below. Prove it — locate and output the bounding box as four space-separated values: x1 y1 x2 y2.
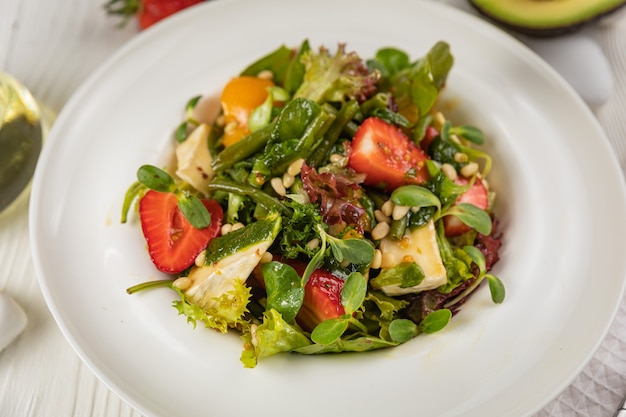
0 72 46 214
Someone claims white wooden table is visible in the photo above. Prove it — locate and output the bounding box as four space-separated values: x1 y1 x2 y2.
1 1 625 416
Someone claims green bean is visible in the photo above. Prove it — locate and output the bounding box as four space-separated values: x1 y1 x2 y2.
206 178 292 215
308 100 359 167
211 124 273 172
389 215 408 240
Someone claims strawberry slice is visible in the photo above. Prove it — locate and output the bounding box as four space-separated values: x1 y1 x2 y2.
348 117 430 191
139 190 223 274
444 177 489 237
297 269 346 332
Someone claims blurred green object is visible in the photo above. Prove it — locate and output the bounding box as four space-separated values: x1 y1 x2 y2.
468 0 626 36
0 72 44 213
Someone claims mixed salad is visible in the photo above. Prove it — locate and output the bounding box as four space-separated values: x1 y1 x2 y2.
121 40 504 368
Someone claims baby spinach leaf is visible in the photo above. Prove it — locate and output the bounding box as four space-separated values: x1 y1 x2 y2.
370 48 410 78
262 261 305 322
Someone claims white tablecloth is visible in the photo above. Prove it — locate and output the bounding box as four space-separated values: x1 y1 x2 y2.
1 1 624 416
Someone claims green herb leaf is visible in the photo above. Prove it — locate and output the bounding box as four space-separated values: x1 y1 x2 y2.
302 225 328 285
310 318 349 345
371 48 410 77
444 203 492 236
463 245 487 274
419 309 452 334
262 261 305 322
486 274 506 304
136 165 175 193
391 185 441 212
389 319 418 343
341 272 367 314
177 193 211 229
120 180 145 223
370 262 425 290
325 233 375 265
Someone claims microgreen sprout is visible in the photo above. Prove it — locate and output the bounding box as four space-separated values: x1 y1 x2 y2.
128 164 212 229
390 184 441 216
302 224 375 285
444 245 506 308
175 95 202 143
442 203 492 236
310 272 368 344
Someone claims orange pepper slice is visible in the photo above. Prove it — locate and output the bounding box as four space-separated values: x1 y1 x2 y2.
220 76 274 147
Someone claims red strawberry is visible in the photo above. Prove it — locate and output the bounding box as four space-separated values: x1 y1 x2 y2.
348 117 430 191
139 190 223 273
444 176 489 237
297 269 345 332
138 0 203 29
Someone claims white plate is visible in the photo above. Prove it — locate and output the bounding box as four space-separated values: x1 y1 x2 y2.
29 0 626 416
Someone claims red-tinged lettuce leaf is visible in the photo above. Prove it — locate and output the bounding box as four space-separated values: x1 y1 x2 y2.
301 163 371 233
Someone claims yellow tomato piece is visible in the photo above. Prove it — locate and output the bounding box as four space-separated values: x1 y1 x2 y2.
220 76 274 147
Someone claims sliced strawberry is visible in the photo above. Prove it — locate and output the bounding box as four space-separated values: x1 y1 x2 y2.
444 177 489 237
297 269 345 332
348 117 430 191
420 125 440 153
139 190 223 273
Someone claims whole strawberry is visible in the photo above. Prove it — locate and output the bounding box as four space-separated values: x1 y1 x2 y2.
104 0 205 30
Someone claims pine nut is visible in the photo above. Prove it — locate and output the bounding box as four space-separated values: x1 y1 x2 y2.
194 250 206 267
381 200 394 217
282 173 295 189
221 223 233 235
329 153 347 167
441 163 457 181
260 251 273 264
374 209 391 224
287 158 305 176
460 162 479 178
173 277 192 291
450 134 462 144
453 152 468 163
371 221 390 240
306 238 320 250
257 70 274 80
392 205 410 220
370 249 382 269
270 177 287 196
215 114 225 127
231 222 244 231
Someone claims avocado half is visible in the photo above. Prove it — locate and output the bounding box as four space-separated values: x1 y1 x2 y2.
469 0 626 37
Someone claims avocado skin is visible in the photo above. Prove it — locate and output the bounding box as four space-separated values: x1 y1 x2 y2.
469 0 626 37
